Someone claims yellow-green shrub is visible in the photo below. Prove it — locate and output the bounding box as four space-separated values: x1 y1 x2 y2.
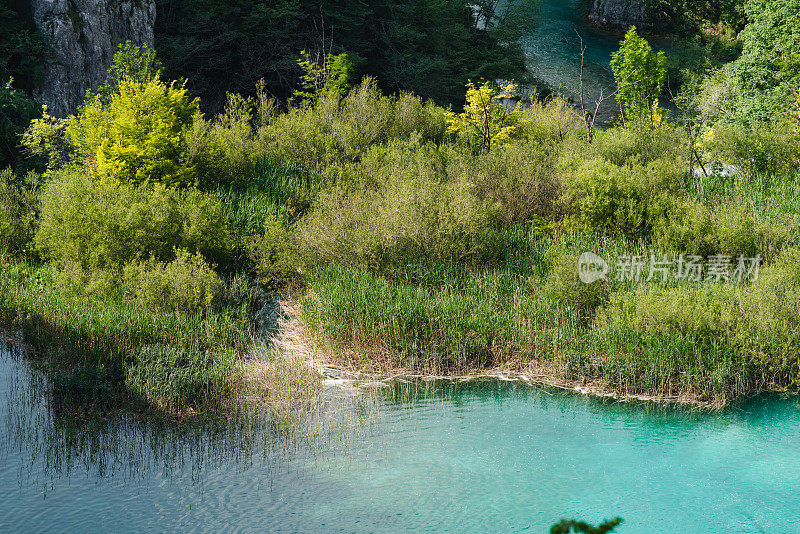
35 171 230 270
297 141 491 270
67 77 200 187
0 168 39 258
560 157 683 237
541 244 610 318
600 285 738 338
246 215 298 288
122 249 224 311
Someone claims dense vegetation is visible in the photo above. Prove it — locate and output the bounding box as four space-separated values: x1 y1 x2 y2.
2 1 800 416
0 0 46 170
154 0 538 113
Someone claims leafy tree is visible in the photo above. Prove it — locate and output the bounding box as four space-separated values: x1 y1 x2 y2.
724 0 800 123
550 517 623 534
67 77 200 187
610 27 667 122
0 0 48 169
0 79 40 170
96 41 164 102
446 80 523 151
24 44 201 187
291 50 355 108
0 0 47 91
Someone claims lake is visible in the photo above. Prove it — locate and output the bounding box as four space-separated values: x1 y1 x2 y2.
2 340 799 533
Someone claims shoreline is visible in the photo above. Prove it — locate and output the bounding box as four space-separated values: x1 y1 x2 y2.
270 299 734 410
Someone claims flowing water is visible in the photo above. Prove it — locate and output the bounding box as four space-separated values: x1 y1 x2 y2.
2 340 800 533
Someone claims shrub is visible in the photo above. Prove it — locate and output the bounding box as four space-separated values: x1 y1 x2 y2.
122 249 224 312
66 76 200 187
584 119 689 167
702 120 800 176
600 285 738 338
653 199 787 259
246 215 298 288
0 168 39 258
466 139 560 225
560 156 683 238
297 140 492 271
517 97 583 146
739 247 800 384
35 171 230 270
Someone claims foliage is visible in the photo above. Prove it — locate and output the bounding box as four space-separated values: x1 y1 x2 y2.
610 27 667 120
153 0 535 112
292 50 355 108
67 77 200 187
721 0 800 123
122 249 224 312
0 1 47 90
296 139 493 272
96 41 164 101
246 215 298 288
0 167 39 258
0 78 41 170
20 105 70 170
446 80 523 151
35 171 230 271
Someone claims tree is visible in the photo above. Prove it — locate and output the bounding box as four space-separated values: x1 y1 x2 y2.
610 27 667 122
24 44 201 187
724 0 800 123
446 80 523 151
67 77 199 187
0 0 48 169
153 0 536 112
291 50 355 108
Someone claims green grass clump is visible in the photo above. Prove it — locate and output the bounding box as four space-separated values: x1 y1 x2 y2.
0 261 249 413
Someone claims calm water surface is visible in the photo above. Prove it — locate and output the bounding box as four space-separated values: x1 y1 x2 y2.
2 341 799 533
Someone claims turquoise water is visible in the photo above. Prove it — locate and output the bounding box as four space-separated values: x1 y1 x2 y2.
522 0 621 108
2 341 800 533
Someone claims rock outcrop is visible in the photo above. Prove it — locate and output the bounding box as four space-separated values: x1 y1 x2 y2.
30 0 156 117
588 0 659 32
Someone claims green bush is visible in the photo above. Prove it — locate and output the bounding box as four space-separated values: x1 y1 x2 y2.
600 285 737 338
297 140 492 271
739 247 800 384
122 249 224 312
653 198 787 259
585 119 689 167
560 156 683 238
246 215 298 288
35 171 230 270
66 77 200 187
703 120 800 176
0 168 39 258
541 244 610 319
467 139 560 225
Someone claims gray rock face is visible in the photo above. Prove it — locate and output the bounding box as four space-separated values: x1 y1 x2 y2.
30 0 156 117
588 0 659 32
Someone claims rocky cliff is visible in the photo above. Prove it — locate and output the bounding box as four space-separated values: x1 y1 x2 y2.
588 0 659 32
30 0 156 117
